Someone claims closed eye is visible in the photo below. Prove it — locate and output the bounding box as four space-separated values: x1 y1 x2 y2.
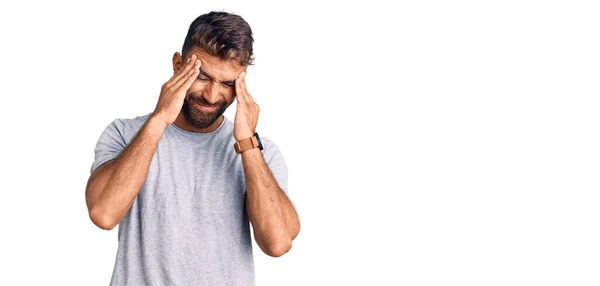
197 67 235 87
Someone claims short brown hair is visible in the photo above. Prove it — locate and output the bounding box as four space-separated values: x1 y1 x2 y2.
182 11 254 66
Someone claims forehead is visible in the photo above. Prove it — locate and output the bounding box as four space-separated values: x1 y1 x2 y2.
186 46 246 81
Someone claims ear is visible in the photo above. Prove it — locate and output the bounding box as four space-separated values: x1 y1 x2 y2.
172 52 183 74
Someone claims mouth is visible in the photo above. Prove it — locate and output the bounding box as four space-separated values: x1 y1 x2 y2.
193 100 218 112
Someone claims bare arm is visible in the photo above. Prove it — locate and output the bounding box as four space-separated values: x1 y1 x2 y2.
85 117 167 230
85 54 202 230
242 148 300 257
233 71 300 257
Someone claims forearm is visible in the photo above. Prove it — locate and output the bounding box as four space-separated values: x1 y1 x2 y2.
87 116 167 230
242 148 300 257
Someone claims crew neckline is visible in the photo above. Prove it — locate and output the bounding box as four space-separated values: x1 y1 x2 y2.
169 117 228 136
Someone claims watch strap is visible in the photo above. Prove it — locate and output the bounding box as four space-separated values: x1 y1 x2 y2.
234 134 259 154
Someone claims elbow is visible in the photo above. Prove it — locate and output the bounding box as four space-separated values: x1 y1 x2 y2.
263 239 293 257
291 220 301 240
89 206 117 231
258 220 300 257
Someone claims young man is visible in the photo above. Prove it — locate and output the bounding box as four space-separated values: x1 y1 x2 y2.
85 11 300 285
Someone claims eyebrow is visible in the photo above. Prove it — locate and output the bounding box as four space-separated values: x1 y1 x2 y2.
199 67 236 85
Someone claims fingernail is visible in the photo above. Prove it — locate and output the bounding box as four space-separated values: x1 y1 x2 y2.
186 57 190 63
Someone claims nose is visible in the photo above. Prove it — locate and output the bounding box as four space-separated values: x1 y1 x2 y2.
203 81 221 104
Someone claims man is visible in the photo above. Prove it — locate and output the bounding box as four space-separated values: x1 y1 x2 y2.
85 11 300 285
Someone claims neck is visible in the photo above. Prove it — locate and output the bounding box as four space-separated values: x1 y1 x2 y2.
173 113 224 133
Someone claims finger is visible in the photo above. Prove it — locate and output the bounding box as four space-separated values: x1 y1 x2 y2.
241 72 257 105
239 71 257 105
178 59 201 91
246 92 256 105
235 71 247 104
174 58 201 87
169 54 198 86
174 54 198 82
164 56 193 88
239 71 247 92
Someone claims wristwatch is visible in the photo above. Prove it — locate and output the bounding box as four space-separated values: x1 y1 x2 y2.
234 132 264 154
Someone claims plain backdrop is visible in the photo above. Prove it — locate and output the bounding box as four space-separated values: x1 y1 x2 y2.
0 0 599 285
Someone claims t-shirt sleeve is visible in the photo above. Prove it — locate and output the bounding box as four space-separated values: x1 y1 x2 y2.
261 138 289 196
90 119 127 174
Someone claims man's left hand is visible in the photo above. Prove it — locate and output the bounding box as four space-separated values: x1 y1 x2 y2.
233 71 260 142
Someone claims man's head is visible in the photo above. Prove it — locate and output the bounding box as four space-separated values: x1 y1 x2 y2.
173 11 254 129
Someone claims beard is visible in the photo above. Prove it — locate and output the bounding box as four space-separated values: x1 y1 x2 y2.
181 93 230 129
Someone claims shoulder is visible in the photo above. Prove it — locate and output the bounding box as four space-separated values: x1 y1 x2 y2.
113 113 151 130
260 135 277 150
259 134 286 161
102 113 152 142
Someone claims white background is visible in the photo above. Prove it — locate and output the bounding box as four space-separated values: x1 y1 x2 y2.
0 0 598 285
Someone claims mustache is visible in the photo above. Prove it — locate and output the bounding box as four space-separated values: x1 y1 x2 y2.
187 94 226 107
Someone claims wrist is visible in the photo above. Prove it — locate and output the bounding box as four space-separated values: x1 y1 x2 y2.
234 132 254 142
147 115 169 132
234 132 263 154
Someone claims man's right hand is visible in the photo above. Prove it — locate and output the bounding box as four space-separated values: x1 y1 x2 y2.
152 54 201 126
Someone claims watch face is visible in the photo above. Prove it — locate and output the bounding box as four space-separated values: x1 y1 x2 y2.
254 132 264 150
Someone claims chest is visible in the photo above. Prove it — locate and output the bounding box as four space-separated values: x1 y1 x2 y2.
137 136 247 220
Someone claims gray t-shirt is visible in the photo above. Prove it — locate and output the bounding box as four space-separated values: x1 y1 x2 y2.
90 113 288 286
